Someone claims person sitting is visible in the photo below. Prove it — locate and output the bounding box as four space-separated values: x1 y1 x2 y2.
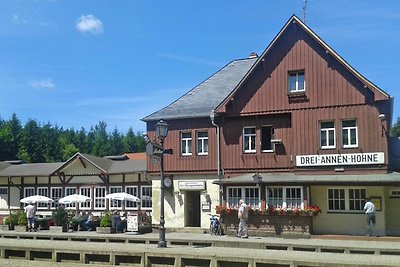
80 212 93 231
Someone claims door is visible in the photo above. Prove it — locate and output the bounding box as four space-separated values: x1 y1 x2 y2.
184 191 201 227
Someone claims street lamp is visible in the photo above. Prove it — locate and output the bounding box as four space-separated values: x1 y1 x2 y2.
156 119 169 248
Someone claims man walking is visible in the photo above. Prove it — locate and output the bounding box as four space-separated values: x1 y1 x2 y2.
237 199 248 238
24 203 36 232
363 197 376 237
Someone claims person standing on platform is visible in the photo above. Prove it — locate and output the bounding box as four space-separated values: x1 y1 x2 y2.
24 203 36 232
237 199 248 238
363 197 376 237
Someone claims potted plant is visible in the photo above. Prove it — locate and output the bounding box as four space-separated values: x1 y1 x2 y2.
50 206 68 232
15 210 27 232
1 217 10 231
96 212 112 234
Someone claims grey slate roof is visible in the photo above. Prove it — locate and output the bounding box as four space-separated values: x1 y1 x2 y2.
214 172 400 185
0 153 146 178
142 57 257 122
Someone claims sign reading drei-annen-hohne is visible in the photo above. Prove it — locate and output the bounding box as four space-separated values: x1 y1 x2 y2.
296 152 384 167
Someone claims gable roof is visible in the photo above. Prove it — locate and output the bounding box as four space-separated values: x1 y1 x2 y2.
216 15 390 111
142 57 257 122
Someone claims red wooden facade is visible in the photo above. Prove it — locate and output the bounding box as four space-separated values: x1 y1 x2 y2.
146 17 392 177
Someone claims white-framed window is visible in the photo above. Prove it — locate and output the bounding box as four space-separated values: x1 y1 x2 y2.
328 188 366 212
342 120 358 148
196 131 208 155
227 186 260 209
141 186 152 209
261 126 274 152
108 186 122 209
288 70 305 93
79 187 91 210
390 188 400 198
64 187 77 209
126 186 138 209
94 187 106 210
24 187 35 198
37 187 49 209
243 127 256 153
181 132 192 156
51 187 62 209
320 121 335 149
266 186 303 209
0 187 8 195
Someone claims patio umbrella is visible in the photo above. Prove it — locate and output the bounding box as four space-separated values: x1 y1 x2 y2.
105 192 140 202
58 194 91 204
20 195 54 204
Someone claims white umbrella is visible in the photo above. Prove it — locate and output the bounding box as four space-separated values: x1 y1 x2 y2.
58 194 91 204
20 195 54 204
105 192 140 202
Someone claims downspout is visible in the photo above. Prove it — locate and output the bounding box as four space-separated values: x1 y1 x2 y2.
210 110 223 205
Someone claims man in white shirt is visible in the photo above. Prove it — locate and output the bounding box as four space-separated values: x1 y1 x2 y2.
24 203 36 232
363 198 376 237
237 199 248 238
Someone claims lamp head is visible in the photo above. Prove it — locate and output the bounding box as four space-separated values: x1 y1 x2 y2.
156 120 169 140
379 114 386 121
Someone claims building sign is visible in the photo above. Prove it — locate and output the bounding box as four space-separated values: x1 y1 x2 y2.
178 181 206 190
296 152 384 167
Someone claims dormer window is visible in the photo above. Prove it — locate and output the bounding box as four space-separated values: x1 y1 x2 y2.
288 70 305 93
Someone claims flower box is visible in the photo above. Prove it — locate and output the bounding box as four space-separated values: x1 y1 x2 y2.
217 205 321 238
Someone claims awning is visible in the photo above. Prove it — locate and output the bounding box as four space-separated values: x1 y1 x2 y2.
213 172 400 186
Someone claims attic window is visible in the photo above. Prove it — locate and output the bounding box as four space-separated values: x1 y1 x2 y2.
288 70 305 93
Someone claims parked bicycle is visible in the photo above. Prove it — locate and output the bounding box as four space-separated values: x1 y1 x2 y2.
208 214 223 235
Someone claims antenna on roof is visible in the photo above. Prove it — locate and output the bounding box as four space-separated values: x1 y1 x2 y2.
302 0 308 23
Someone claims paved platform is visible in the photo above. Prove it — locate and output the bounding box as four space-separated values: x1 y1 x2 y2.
0 230 400 266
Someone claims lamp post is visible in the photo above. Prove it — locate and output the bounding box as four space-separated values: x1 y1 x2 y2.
156 120 169 248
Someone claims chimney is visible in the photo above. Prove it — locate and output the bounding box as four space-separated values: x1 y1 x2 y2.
248 52 258 59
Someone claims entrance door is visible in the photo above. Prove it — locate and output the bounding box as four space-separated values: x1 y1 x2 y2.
184 191 201 227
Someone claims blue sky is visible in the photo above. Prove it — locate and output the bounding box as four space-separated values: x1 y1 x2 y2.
0 1 399 133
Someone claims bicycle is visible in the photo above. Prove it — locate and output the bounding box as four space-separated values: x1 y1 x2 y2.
208 214 223 235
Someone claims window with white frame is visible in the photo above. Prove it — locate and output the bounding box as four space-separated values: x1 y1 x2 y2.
108 186 122 209
94 187 106 210
328 188 365 212
64 187 77 209
141 186 152 209
261 126 274 152
80 187 91 210
243 127 256 153
0 187 8 195
266 186 303 209
196 131 208 155
320 121 335 149
390 189 400 198
348 189 366 211
288 70 305 93
126 186 138 209
37 187 49 209
227 187 260 208
51 187 62 209
181 132 192 156
342 120 358 148
24 187 35 198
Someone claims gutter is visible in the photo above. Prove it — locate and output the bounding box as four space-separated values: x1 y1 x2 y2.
210 110 223 205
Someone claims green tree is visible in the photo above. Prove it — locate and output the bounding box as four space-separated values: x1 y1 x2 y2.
123 127 137 152
91 121 110 157
18 119 45 163
390 117 400 137
42 123 63 162
109 128 125 155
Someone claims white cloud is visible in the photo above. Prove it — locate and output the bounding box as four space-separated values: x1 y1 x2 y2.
12 14 28 25
28 78 55 89
76 15 103 35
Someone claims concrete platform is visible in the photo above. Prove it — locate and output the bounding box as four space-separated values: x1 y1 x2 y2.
0 229 399 266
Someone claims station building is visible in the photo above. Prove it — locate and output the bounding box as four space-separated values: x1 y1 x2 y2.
143 15 400 236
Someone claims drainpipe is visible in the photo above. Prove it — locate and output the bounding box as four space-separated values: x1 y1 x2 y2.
210 110 223 205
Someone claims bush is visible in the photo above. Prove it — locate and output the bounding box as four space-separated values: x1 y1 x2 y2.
52 206 68 226
17 211 27 226
100 212 112 227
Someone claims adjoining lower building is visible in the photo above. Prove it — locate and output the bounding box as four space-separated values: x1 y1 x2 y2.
143 15 400 236
0 152 150 220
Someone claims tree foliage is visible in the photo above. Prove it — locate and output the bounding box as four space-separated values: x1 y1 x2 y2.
0 113 145 162
390 117 400 137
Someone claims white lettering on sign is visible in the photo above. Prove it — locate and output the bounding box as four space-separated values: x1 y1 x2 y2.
178 181 206 190
296 152 384 167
